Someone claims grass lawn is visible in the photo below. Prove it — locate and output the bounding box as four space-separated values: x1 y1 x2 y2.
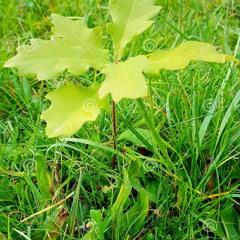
0 0 239 239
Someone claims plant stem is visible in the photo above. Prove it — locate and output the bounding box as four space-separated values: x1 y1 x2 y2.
111 59 119 170
111 100 117 169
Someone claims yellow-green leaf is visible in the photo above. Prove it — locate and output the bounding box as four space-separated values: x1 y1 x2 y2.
108 0 161 60
99 56 148 103
4 14 109 80
144 41 228 75
41 84 109 138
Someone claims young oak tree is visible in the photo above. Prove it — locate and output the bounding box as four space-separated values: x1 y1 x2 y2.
4 0 238 139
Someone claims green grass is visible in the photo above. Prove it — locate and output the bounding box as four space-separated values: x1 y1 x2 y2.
0 0 240 239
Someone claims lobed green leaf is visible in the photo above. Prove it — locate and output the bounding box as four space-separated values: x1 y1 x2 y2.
41 83 109 138
108 0 161 60
4 14 109 80
144 41 228 75
99 55 148 103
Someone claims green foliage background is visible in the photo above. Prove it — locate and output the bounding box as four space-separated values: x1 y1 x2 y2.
0 0 239 239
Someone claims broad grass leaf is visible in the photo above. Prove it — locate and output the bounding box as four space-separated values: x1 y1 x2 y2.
108 170 132 221
90 210 104 240
121 189 149 237
144 41 228 75
220 205 240 239
110 173 132 214
99 56 148 102
41 84 109 138
35 152 54 200
108 0 161 60
118 128 152 147
80 231 93 240
4 14 109 80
